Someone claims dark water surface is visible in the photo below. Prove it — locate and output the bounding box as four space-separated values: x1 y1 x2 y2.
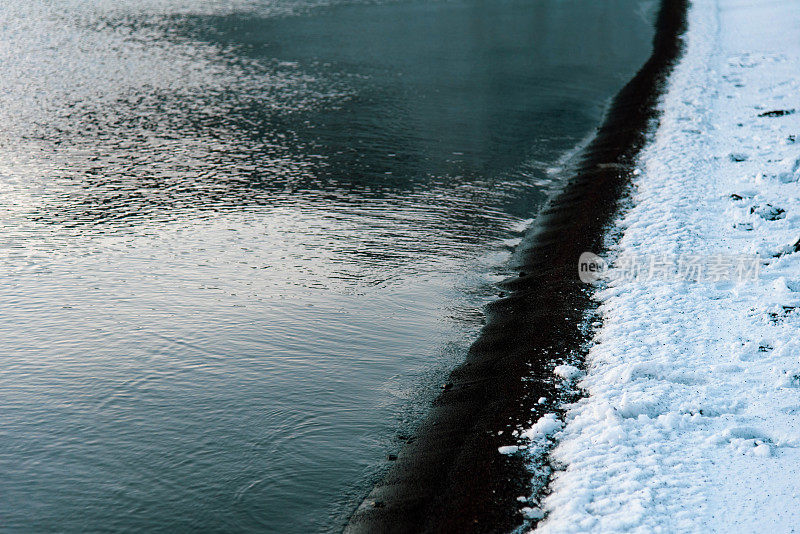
0 0 654 531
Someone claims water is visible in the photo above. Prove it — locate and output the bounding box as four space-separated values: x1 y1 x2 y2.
0 0 655 531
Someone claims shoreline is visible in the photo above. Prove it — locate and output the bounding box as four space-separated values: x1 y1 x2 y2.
344 0 689 531
537 0 800 529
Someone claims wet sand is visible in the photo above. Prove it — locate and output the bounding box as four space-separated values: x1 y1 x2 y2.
345 0 689 531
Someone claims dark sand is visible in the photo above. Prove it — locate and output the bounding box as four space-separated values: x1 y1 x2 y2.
345 0 689 532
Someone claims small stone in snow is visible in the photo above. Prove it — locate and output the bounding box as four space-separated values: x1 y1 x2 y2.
729 152 749 162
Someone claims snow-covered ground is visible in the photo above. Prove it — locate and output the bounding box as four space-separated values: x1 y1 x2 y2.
520 0 800 531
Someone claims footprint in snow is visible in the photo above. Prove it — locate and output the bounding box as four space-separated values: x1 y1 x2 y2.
777 370 800 389
772 237 800 257
739 343 775 362
750 203 786 221
710 427 775 457
767 306 798 325
778 156 800 182
785 280 800 293
729 188 757 201
758 109 796 118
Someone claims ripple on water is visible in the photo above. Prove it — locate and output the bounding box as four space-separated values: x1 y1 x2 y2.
0 0 656 531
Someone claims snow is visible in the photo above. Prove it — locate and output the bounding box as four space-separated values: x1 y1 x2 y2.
522 413 563 441
528 0 800 531
500 414 561 455
522 507 546 520
553 364 583 381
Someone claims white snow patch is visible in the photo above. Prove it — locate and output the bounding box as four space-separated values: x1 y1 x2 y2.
522 507 546 520
522 414 563 441
510 218 535 233
553 364 583 381
532 0 800 531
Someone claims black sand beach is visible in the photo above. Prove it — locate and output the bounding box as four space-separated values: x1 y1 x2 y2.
345 0 689 531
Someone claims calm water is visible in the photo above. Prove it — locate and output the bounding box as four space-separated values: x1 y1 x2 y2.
0 0 654 531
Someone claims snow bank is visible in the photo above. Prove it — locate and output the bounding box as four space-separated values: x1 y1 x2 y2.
532 0 800 531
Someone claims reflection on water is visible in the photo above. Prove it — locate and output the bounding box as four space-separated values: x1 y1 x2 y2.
0 0 654 531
